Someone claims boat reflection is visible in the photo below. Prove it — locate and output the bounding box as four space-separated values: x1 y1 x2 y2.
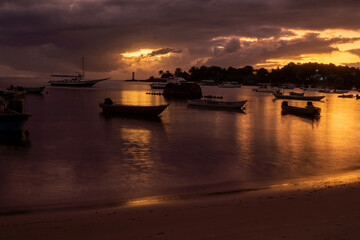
0 131 31 148
99 112 164 122
187 105 246 114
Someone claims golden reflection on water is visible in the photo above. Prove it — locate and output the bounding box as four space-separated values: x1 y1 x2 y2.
119 127 155 184
125 196 165 206
270 170 360 191
111 90 167 106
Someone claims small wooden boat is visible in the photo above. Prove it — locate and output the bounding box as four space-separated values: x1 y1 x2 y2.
8 85 45 94
338 94 353 98
187 99 247 109
273 91 325 101
289 92 305 96
281 101 321 117
99 98 168 116
0 98 31 131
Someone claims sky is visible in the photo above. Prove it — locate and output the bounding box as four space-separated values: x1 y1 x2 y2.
2 0 360 79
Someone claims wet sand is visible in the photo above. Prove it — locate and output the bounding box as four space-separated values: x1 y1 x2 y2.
1 175 360 240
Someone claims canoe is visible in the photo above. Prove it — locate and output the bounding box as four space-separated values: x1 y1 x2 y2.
281 101 321 117
187 99 247 109
273 92 325 101
99 98 168 116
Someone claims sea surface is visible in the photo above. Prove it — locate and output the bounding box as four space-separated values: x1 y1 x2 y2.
0 79 360 212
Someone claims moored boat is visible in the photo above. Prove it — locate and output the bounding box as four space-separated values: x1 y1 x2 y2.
49 74 109 87
334 89 350 94
281 101 321 117
273 91 325 101
99 98 168 117
187 99 247 109
49 57 110 87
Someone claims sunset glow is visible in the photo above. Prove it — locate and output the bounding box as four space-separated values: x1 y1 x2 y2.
2 1 360 78
122 49 154 58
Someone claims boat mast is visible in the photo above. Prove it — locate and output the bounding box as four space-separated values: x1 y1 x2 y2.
82 56 85 77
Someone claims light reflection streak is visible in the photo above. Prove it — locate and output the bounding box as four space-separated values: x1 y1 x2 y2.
270 171 360 191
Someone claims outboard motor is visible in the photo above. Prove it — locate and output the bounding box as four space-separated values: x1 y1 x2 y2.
104 98 113 105
281 101 288 107
306 102 313 108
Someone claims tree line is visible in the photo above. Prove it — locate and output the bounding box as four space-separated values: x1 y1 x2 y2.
148 62 360 89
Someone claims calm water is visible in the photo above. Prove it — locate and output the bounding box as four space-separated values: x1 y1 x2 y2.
1 79 360 211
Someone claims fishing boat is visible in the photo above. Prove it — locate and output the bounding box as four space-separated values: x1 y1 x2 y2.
338 94 354 98
99 98 168 116
281 101 321 117
187 99 247 109
218 82 242 88
7 85 45 94
273 91 325 101
49 57 110 87
289 92 305 96
0 97 31 131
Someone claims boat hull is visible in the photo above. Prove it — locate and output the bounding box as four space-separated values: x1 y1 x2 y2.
49 78 109 87
274 93 325 101
100 104 169 116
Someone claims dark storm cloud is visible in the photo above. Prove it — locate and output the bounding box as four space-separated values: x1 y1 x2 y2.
349 49 360 57
205 33 359 67
148 48 182 57
1 0 360 76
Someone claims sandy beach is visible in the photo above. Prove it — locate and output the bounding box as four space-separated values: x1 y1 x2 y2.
1 173 360 240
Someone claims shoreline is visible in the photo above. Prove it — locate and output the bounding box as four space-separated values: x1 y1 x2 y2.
1 172 360 239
